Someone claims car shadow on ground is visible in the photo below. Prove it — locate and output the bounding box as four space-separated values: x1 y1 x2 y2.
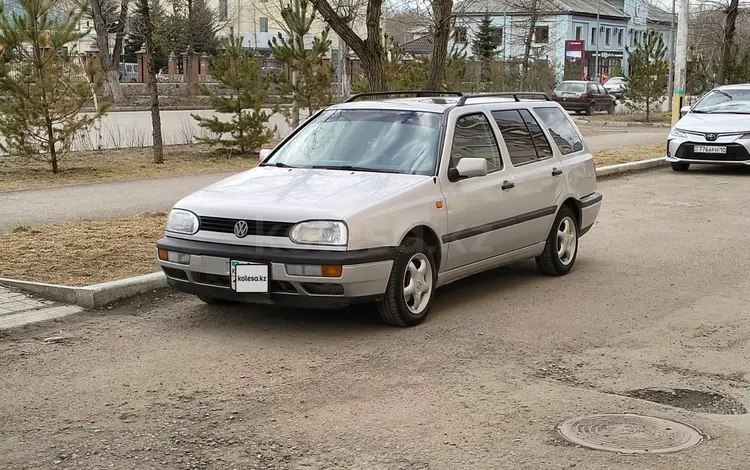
681 165 750 177
170 258 568 336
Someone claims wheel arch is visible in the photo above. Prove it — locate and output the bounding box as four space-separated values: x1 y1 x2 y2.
558 197 582 230
399 224 443 271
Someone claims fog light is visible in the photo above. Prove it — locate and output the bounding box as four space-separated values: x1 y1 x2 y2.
177 253 191 264
285 264 323 276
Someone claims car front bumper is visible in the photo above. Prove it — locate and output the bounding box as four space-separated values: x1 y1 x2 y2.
666 136 750 166
156 236 397 308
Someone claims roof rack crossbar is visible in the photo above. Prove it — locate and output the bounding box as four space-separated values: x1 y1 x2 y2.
456 92 550 106
344 90 464 103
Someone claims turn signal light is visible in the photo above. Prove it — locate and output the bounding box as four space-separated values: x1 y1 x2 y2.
322 265 343 277
158 248 169 261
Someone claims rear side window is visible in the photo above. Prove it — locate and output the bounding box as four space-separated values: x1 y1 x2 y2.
519 109 554 160
450 113 503 172
533 107 584 155
492 109 554 166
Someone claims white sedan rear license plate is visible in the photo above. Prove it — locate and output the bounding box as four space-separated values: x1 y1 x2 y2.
694 145 727 154
230 260 269 293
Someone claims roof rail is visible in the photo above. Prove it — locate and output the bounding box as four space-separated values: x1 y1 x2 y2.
343 90 464 103
456 92 550 106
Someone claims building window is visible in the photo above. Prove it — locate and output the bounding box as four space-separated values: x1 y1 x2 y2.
534 26 549 43
491 27 503 45
259 17 269 33
605 28 611 46
453 27 467 43
575 25 582 40
219 0 227 21
617 28 623 46
591 27 596 45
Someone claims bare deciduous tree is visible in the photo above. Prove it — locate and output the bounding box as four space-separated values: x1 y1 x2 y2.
136 0 164 163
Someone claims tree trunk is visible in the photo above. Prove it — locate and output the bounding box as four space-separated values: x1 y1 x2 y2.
138 0 164 164
89 0 125 103
112 0 129 66
310 0 387 91
716 0 739 85
425 0 453 90
519 0 539 91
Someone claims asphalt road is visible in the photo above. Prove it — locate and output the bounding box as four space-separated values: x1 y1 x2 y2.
0 129 669 231
2 166 750 469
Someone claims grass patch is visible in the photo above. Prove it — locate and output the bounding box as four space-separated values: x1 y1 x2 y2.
594 143 664 166
0 212 167 287
0 144 267 192
586 111 672 123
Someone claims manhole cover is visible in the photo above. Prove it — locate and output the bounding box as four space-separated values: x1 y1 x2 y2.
557 413 703 454
626 388 747 415
648 200 703 208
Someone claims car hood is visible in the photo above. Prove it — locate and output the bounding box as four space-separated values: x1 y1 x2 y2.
676 113 750 134
173 166 430 221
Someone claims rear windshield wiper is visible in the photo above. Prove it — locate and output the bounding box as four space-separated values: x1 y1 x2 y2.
310 165 404 174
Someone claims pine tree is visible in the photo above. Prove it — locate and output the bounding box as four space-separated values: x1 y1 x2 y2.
625 31 668 122
192 28 276 154
471 12 500 81
268 0 333 127
0 0 107 173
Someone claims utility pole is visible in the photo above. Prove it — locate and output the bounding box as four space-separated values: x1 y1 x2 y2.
671 0 689 125
594 0 601 80
667 0 676 110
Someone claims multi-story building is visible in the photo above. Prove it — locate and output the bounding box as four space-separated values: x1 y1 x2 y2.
453 0 674 81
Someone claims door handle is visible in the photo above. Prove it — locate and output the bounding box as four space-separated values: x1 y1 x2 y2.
501 180 515 190
552 167 563 176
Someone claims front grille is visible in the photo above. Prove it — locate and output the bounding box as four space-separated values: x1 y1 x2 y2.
192 273 298 294
676 143 750 162
198 216 294 237
300 283 345 296
162 267 188 281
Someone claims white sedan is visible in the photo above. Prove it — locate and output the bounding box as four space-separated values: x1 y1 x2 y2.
666 84 750 172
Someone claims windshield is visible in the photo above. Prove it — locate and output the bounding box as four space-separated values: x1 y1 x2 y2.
556 82 586 93
691 88 750 114
263 109 443 175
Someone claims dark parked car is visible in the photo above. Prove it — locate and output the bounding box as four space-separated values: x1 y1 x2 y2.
551 81 616 115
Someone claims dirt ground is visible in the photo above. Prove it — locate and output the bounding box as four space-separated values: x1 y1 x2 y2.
1 166 750 469
0 145 262 192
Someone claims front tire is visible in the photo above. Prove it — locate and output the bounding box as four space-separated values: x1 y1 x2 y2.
536 206 579 276
670 162 690 172
585 103 594 116
378 237 436 327
607 102 615 114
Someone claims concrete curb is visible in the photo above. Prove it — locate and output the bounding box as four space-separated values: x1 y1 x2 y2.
595 156 667 177
0 156 666 309
574 119 671 128
0 272 166 309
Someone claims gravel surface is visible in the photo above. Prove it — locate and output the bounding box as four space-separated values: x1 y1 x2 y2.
2 165 750 469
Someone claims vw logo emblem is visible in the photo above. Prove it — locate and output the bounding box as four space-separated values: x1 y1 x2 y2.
233 220 249 238
705 133 718 141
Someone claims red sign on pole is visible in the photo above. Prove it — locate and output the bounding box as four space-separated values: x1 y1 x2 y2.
565 40 586 79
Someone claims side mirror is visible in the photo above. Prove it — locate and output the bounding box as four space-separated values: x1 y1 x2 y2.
680 105 691 116
259 148 272 160
449 157 488 181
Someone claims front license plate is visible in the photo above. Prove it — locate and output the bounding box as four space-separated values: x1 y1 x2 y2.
230 260 269 293
694 145 727 154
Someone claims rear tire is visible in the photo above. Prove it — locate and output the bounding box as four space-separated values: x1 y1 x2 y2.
585 103 594 116
670 162 690 172
377 237 436 327
536 206 579 277
607 102 615 114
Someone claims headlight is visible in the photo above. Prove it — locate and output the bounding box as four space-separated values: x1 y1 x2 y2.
739 133 750 140
669 128 687 138
166 209 199 235
289 221 348 246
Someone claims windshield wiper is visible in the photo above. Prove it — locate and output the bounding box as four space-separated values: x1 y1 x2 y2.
310 165 403 174
261 162 296 168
